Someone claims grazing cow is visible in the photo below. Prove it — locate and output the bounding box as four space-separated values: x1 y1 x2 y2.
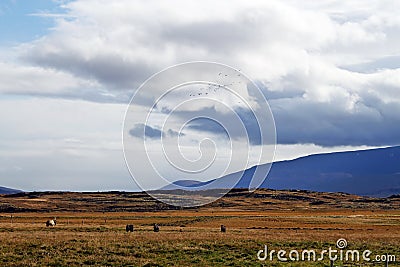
46 217 57 227
126 224 134 232
220 225 226 233
153 223 159 232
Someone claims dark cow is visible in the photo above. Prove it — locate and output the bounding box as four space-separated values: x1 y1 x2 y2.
126 224 134 232
220 225 226 232
153 223 160 232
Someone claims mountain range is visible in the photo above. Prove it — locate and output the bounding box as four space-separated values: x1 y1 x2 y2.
163 146 400 197
0 186 22 195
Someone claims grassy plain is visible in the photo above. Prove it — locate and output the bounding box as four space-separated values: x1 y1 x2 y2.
0 189 399 266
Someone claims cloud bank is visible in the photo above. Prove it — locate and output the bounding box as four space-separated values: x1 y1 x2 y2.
1 0 397 147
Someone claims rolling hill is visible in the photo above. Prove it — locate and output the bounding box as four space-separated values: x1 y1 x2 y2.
163 146 400 197
0 186 22 195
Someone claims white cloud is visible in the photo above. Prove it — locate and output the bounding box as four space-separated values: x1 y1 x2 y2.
1 0 400 190
3 0 398 103
0 62 100 95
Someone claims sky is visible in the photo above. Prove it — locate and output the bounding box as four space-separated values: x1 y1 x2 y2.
0 0 399 191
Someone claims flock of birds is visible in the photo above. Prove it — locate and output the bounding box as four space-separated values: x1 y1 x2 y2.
187 71 243 102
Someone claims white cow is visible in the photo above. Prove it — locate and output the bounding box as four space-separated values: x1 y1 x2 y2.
46 217 57 227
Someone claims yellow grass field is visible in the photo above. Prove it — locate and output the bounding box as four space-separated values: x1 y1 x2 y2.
1 189 399 266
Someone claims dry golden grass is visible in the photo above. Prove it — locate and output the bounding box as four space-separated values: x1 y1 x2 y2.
0 189 399 266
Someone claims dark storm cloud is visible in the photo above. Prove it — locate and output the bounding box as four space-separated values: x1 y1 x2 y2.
166 129 184 137
24 51 154 90
185 117 229 139
252 74 400 147
129 124 163 139
270 96 400 147
255 80 305 100
170 107 263 146
129 124 184 139
167 83 400 148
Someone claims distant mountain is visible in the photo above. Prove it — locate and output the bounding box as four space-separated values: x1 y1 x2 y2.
170 180 213 188
0 186 22 195
162 146 400 197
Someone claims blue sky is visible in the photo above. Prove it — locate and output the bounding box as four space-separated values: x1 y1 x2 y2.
0 0 399 191
0 0 68 45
